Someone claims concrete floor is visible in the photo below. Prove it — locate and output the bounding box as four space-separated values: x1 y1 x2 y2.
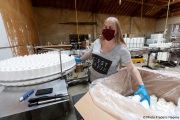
61 83 89 120
1 56 180 120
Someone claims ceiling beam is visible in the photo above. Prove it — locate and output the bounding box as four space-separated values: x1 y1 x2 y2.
92 0 104 13
156 2 180 18
59 22 97 25
156 0 169 3
158 11 180 18
125 0 167 9
158 7 179 17
163 0 180 6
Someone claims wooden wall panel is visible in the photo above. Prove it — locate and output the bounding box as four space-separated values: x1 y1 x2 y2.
119 16 131 34
0 0 39 57
35 8 93 45
11 45 35 57
132 17 142 35
96 14 112 39
143 18 156 37
132 17 156 37
34 8 156 44
155 16 180 32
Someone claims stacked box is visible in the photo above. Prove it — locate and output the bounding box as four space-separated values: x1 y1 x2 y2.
124 37 144 50
146 34 165 45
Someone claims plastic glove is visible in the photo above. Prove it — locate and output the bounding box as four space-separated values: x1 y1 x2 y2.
134 85 150 106
75 58 82 63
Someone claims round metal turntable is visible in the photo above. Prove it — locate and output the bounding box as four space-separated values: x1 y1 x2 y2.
0 51 76 86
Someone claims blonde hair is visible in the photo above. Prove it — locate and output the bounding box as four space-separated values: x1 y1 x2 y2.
101 17 126 45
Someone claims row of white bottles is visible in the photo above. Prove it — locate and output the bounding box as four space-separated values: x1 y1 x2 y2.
131 95 180 114
0 51 75 81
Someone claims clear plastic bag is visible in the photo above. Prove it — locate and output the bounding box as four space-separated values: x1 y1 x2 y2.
89 67 180 120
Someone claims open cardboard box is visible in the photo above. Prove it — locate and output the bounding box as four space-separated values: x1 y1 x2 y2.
75 68 180 120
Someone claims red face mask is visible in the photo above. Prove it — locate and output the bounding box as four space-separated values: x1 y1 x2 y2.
102 29 115 41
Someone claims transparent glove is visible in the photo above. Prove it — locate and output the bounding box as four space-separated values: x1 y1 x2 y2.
134 85 150 106
75 58 82 63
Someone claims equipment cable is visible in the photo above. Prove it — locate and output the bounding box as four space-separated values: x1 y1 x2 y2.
75 0 79 43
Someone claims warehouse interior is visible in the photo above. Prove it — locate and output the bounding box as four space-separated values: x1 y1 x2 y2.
0 0 180 120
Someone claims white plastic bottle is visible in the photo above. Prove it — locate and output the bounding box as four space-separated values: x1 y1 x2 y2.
178 98 180 111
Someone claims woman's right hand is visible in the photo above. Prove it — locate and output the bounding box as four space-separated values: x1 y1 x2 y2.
75 58 82 63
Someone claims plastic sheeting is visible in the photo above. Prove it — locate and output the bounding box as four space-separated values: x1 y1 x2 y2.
89 68 180 120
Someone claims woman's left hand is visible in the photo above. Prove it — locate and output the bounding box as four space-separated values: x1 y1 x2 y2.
134 85 151 106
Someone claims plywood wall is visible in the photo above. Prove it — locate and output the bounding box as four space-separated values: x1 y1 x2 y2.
155 16 180 33
0 0 39 57
97 15 156 38
131 17 156 37
34 8 156 45
34 8 94 45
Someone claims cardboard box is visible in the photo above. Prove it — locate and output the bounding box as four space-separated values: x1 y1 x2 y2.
75 68 180 120
75 92 116 120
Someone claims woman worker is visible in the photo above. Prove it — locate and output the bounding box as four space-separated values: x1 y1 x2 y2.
75 17 150 105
